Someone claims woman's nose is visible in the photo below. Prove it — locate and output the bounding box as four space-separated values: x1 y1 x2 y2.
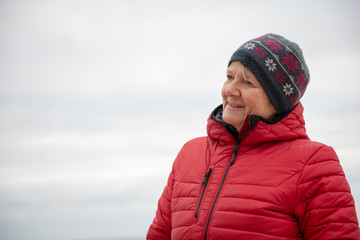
225 79 241 97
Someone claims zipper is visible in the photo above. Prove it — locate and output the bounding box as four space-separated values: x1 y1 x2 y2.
195 168 213 218
203 140 240 240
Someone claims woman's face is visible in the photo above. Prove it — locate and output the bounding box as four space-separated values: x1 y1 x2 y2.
221 61 276 131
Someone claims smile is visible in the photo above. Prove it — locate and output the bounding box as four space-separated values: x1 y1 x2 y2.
229 103 244 108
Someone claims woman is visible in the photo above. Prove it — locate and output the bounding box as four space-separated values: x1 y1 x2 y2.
147 33 360 239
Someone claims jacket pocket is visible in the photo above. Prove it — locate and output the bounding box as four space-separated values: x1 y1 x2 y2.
195 168 212 218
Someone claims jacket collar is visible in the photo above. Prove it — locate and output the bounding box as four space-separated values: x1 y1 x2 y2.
207 103 309 146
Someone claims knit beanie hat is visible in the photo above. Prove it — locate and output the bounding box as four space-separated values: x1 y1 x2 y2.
228 33 310 115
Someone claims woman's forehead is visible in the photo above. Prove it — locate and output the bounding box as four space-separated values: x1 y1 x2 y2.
227 62 254 77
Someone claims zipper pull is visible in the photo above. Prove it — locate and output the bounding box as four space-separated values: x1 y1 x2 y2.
202 168 212 185
195 168 213 219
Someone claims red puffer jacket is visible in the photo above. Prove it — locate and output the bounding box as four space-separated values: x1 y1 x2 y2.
147 103 360 239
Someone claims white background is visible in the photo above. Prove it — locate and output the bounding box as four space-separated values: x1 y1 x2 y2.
1 0 359 239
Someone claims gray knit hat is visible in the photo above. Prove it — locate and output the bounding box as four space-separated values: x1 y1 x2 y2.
228 33 310 115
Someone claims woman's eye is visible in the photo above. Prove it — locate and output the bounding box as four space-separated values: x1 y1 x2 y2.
244 80 253 86
227 75 233 81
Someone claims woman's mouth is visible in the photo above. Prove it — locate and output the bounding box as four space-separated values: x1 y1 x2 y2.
228 103 244 108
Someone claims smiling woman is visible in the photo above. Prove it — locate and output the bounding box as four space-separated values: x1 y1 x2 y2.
222 61 276 131
147 33 360 240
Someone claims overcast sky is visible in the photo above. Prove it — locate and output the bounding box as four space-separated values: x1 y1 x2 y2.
0 0 360 239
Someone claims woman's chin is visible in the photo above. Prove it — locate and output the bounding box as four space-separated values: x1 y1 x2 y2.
222 115 245 131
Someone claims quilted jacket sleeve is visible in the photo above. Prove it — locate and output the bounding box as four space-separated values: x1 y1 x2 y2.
295 145 360 239
146 164 175 239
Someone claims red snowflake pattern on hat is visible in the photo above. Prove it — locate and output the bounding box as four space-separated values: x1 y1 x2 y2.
264 39 282 52
290 94 298 105
275 72 286 84
254 48 267 59
282 53 299 73
296 73 307 89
